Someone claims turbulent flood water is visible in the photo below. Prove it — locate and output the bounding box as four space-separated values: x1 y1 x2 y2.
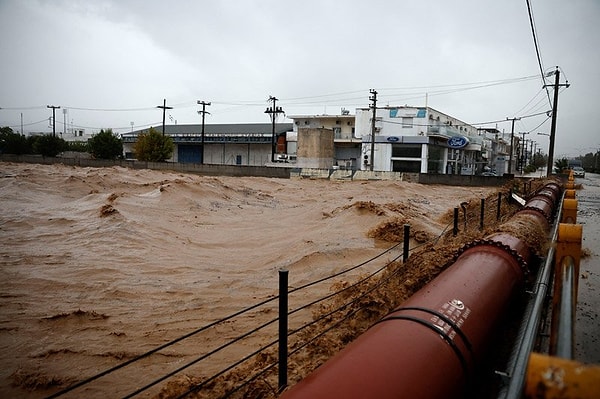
0 162 499 398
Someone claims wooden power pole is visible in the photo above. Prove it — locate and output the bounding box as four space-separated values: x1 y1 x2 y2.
197 100 211 164
47 105 60 137
545 67 569 176
506 117 520 175
156 99 173 136
369 89 377 171
265 96 284 163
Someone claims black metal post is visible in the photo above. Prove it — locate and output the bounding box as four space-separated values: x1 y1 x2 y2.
496 192 502 221
278 269 289 392
453 207 459 236
480 198 485 231
403 224 410 262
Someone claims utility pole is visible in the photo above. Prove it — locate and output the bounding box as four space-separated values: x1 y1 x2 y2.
197 100 211 164
369 89 378 171
62 108 67 136
47 105 60 137
545 67 569 177
519 132 530 173
265 96 284 163
529 139 534 170
156 99 172 136
506 117 520 174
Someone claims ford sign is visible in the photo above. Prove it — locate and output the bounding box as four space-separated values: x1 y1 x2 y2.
448 135 469 149
387 136 400 142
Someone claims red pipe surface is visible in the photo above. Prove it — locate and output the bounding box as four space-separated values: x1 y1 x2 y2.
280 182 561 399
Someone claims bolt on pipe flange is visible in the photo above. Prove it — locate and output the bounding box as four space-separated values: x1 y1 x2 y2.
454 238 529 277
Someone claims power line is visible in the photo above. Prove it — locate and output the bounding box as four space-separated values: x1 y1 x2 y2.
1 118 49 129
0 75 542 114
526 0 552 108
65 106 159 112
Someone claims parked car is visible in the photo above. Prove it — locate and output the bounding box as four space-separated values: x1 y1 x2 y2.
572 167 585 178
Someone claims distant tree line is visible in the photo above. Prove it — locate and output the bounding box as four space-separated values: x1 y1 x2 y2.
0 126 173 162
576 151 600 173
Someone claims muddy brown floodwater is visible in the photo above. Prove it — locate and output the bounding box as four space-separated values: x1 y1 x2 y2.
1 162 522 398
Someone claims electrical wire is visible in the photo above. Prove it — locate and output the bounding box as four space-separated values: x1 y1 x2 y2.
511 87 546 116
526 0 552 108
1 119 49 129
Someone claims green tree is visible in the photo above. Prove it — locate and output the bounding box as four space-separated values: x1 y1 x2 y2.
0 127 30 154
554 157 569 173
32 134 67 157
88 128 123 159
66 141 89 153
133 127 174 162
532 152 547 168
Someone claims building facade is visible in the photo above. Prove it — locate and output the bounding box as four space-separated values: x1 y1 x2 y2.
122 123 293 166
355 106 490 174
287 112 361 170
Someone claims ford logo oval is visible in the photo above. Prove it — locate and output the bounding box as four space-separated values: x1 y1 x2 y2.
448 136 468 149
387 136 400 142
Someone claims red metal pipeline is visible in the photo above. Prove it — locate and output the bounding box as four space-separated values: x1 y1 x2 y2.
280 182 562 399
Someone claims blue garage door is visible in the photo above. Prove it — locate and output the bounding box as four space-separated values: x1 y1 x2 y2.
178 145 202 163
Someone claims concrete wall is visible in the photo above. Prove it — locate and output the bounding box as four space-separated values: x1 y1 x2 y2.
1 154 513 185
0 154 291 179
296 127 334 169
418 173 511 187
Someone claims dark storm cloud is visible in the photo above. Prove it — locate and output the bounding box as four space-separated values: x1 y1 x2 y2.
0 0 598 156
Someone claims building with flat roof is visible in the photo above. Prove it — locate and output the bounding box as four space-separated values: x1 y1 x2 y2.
287 112 361 170
355 106 488 174
122 123 293 166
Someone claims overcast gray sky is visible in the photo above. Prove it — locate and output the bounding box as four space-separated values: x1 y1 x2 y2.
1 0 598 158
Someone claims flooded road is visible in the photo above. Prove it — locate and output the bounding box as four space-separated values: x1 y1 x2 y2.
574 172 600 363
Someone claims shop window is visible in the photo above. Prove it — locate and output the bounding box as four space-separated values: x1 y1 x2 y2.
392 144 421 158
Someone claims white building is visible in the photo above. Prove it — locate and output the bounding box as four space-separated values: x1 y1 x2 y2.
355 106 486 174
122 123 293 166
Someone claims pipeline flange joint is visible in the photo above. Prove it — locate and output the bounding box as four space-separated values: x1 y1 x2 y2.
453 239 529 278
522 204 554 224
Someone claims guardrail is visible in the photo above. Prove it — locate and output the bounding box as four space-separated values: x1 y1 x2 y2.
520 171 600 398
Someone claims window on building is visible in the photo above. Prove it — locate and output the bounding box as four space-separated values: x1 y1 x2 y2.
392 160 420 173
333 127 342 139
392 144 421 158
